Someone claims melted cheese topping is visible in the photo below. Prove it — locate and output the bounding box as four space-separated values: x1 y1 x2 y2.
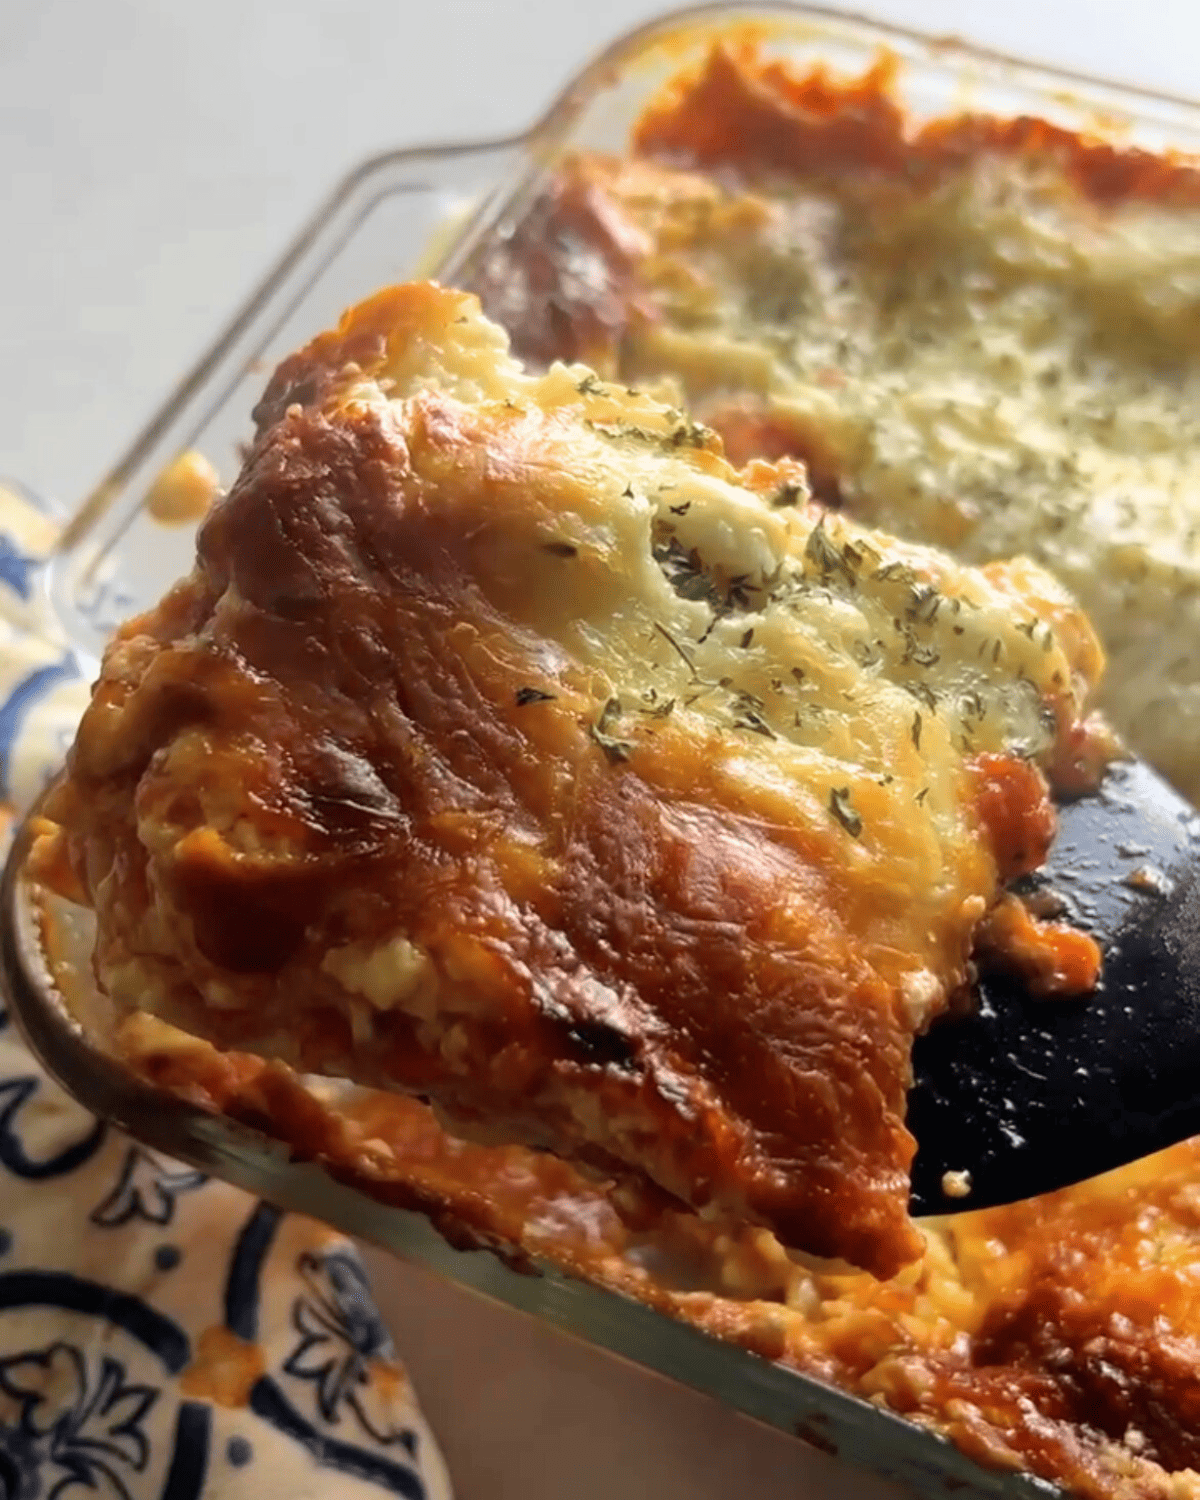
472 65 1200 794
343 289 1097 1006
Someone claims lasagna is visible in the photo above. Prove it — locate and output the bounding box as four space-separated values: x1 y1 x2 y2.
36 281 1102 1279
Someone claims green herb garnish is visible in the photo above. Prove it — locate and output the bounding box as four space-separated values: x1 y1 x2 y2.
829 786 862 837
590 698 633 764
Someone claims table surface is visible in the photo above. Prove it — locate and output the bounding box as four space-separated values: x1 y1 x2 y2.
6 4 1198 1497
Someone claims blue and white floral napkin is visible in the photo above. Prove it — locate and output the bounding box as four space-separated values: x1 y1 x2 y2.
0 480 454 1500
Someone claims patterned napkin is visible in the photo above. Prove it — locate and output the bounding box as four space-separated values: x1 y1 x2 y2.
0 480 454 1500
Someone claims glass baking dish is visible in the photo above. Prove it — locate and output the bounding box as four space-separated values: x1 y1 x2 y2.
12 5 1200 1496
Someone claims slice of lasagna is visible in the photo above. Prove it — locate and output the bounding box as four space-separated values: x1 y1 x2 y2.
36 282 1104 1276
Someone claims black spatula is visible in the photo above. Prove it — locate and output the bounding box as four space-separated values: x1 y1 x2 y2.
909 757 1200 1214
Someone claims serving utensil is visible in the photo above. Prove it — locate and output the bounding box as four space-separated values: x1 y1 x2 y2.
910 758 1200 1211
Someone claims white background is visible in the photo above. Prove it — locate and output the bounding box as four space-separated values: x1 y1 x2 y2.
4 3 1196 1496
